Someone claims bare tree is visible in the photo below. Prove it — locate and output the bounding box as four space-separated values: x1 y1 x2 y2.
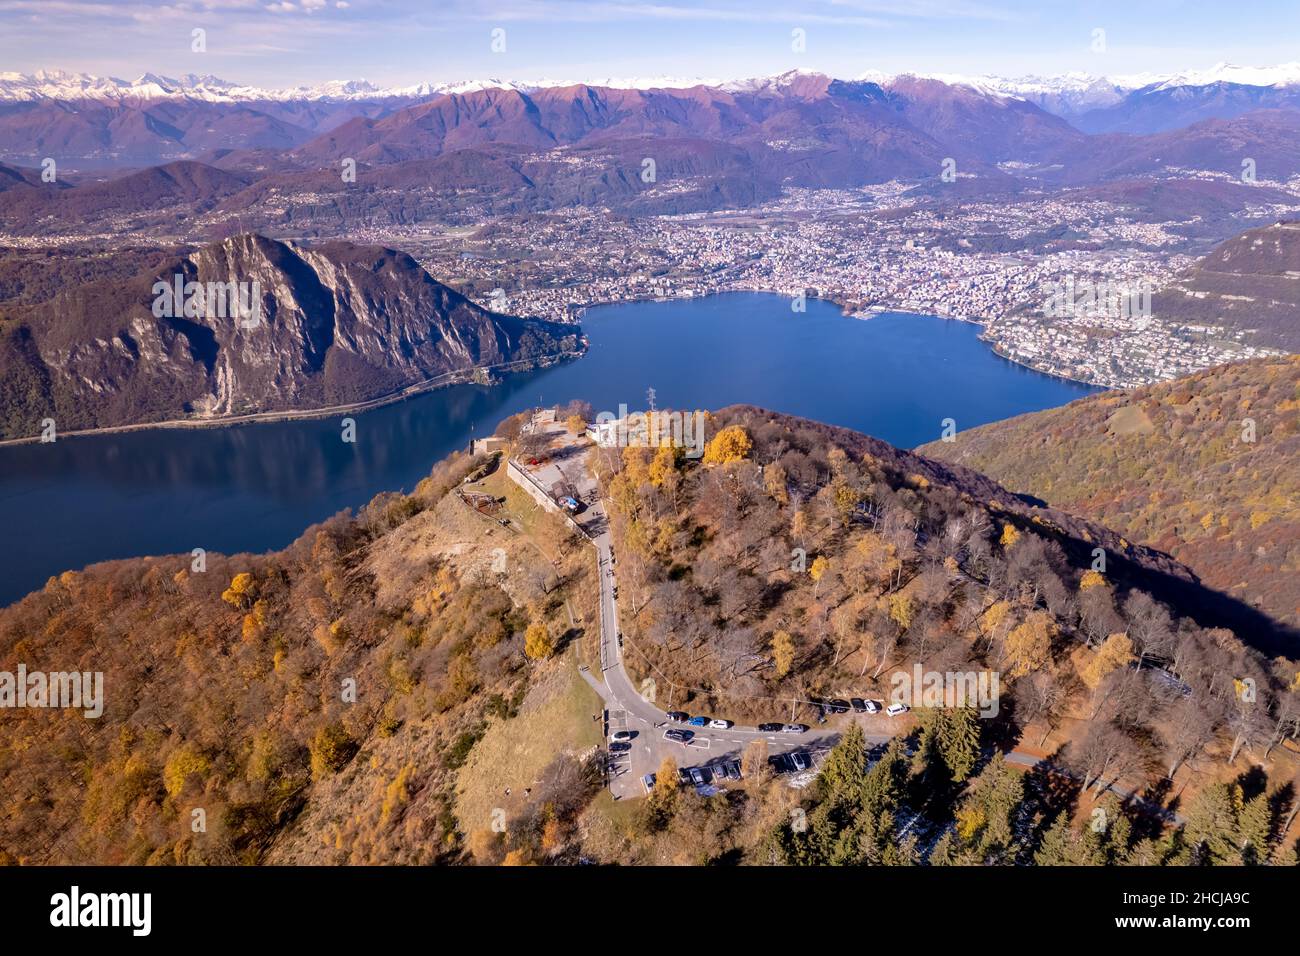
1069 720 1144 798
1162 694 1220 779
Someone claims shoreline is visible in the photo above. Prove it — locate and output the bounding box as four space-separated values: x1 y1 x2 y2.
575 286 1106 390
0 290 1104 448
0 347 585 448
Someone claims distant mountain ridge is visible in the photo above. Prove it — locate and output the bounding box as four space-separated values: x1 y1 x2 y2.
7 62 1300 104
7 63 1300 166
1153 220 1300 352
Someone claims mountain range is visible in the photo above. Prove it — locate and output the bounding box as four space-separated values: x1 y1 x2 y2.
5 64 1300 168
5 67 1300 237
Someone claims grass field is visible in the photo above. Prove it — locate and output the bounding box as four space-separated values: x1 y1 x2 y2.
454 650 605 835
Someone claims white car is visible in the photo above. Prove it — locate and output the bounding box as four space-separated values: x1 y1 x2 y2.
863 700 882 714
610 730 634 742
885 702 910 717
708 719 733 730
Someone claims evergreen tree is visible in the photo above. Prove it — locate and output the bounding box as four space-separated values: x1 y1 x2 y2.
1034 812 1075 866
1179 782 1241 865
938 706 981 783
1236 791 1272 865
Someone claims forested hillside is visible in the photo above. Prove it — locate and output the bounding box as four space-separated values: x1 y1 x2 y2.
2 406 1296 866
599 406 1300 864
0 447 600 864
921 357 1300 631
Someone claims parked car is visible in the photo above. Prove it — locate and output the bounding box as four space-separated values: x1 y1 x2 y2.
758 722 784 732
688 767 712 786
686 716 709 727
678 768 693 785
863 699 882 714
641 773 656 794
789 752 810 772
781 723 809 734
708 718 733 730
724 761 743 780
610 730 634 742
609 741 632 753
665 729 694 743
850 697 868 713
666 711 688 722
767 753 793 774
886 702 910 717
827 699 850 714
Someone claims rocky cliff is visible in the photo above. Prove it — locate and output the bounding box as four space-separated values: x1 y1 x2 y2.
0 234 581 438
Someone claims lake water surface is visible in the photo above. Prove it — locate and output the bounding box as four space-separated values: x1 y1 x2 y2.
0 293 1098 605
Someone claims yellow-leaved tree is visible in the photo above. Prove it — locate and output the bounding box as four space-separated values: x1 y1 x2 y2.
771 630 796 679
1080 632 1135 689
221 571 256 609
524 620 556 659
1003 612 1056 678
702 425 752 465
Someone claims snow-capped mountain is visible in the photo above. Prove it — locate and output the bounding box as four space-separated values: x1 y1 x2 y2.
1146 61 1300 90
0 70 720 103
6 63 1300 106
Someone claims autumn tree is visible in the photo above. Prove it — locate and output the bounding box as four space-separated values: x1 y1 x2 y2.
771 630 796 679
644 756 681 829
1003 612 1055 678
703 425 752 466
309 723 356 780
221 572 256 609
524 620 556 660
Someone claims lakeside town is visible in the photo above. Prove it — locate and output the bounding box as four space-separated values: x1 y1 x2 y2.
1 176 1291 389
400 181 1291 389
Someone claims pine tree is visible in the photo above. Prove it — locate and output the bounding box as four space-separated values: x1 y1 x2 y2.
939 706 981 783
1179 782 1241 865
1236 791 1273 865
1034 812 1075 866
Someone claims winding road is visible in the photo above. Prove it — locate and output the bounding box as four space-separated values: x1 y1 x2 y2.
564 441 895 798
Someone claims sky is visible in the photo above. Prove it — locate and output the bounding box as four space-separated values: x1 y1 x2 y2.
1 0 1298 88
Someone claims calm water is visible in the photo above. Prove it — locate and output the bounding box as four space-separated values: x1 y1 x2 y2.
0 294 1097 605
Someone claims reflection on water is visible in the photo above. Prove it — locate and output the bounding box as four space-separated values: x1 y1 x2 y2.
0 294 1098 604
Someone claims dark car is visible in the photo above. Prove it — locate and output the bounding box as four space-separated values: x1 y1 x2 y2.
688 767 713 786
665 728 694 743
827 699 851 714
767 753 793 774
850 697 868 713
724 761 743 780
609 741 632 753
758 722 783 732
666 711 689 722
677 768 693 785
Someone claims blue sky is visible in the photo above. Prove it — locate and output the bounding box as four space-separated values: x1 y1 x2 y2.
1 0 1298 86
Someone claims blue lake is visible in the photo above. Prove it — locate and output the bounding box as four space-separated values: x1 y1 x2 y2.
0 293 1098 605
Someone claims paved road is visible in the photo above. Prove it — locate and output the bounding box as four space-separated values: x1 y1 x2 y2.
568 445 896 798
568 458 1176 814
